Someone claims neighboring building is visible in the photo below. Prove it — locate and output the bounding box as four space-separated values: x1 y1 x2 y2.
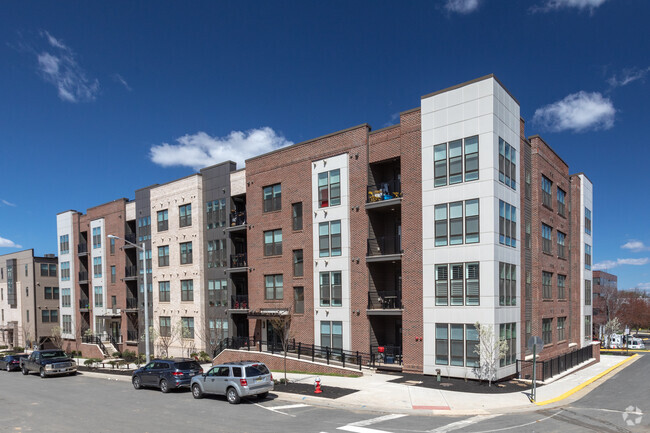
593 271 617 328
0 249 59 349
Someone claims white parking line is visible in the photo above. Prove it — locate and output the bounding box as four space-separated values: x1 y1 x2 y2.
338 414 408 433
429 415 501 432
254 402 309 417
268 403 311 411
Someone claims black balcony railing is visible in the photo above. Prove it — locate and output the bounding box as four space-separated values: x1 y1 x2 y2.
78 271 89 282
230 211 247 227
368 291 402 310
231 295 249 309
79 299 90 310
367 236 402 256
125 233 137 244
367 180 402 203
370 345 403 365
126 297 138 309
78 243 88 254
230 253 248 268
125 266 138 278
127 330 138 342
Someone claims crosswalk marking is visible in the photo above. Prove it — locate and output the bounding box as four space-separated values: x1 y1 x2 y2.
338 414 408 433
429 415 501 433
254 402 310 417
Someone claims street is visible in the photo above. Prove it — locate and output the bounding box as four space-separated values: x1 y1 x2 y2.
0 355 647 433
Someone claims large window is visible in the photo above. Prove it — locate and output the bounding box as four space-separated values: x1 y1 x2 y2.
294 287 304 314
94 286 103 308
498 137 516 189
42 310 57 323
558 317 566 341
449 202 463 245
208 279 227 307
160 316 171 337
207 240 227 268
180 242 193 264
318 169 341 208
542 176 552 208
292 202 303 231
319 271 342 307
179 204 192 227
499 201 516 247
542 318 553 345
265 274 283 300
585 315 592 341
158 245 170 267
585 208 592 235
61 262 70 281
542 224 552 254
499 323 516 366
59 235 69 254
138 216 151 242
320 321 342 350
542 271 553 299
44 286 59 300
92 227 101 249
61 288 71 308
159 281 170 302
557 231 566 259
436 199 480 247
157 209 168 232
557 188 566 217
434 263 479 306
264 229 282 256
558 274 566 299
585 244 592 270
436 323 479 367
499 263 516 306
465 199 479 243
434 204 448 246
263 184 281 212
93 257 102 278
319 221 341 257
293 250 303 277
62 315 72 334
110 266 116 283
435 265 448 306
434 135 479 187
181 317 195 339
181 279 194 302
206 199 227 229
585 279 592 305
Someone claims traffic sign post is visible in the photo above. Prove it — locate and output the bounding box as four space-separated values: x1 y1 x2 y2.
528 336 544 402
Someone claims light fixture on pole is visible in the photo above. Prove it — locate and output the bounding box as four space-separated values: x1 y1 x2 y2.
108 234 150 364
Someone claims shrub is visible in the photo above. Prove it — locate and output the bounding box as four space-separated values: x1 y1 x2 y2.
122 350 137 363
189 352 198 359
13 346 24 352
0 345 7 350
108 360 118 369
84 358 99 367
198 351 211 363
112 351 122 358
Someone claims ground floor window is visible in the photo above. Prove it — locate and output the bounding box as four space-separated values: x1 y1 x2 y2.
435 323 479 367
62 315 72 334
499 323 516 366
320 321 342 350
585 315 592 341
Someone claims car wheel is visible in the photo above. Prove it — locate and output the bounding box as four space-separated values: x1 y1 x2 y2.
160 379 169 393
132 376 142 390
226 387 241 404
69 371 77 376
192 384 203 399
6 365 11 372
40 368 47 379
258 391 269 400
21 367 28 375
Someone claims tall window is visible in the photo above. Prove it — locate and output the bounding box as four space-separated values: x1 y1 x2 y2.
557 231 566 258
320 321 342 350
319 221 341 257
557 188 566 217
264 229 282 256
436 323 480 367
293 250 303 277
542 176 552 208
585 244 592 270
49 264 56 277
435 323 449 365
59 235 69 254
138 216 151 242
435 135 479 187
525 222 531 249
159 281 170 302
44 287 54 299
61 288 71 308
585 315 592 341
450 324 465 366
434 204 448 246
181 279 194 301
181 317 195 339
448 139 463 184
62 315 72 334
207 240 226 268
93 257 102 278
542 271 553 299
498 137 516 189
434 143 447 187
292 202 303 230
525 169 531 198
318 169 341 208
180 242 193 264
61 262 70 281
436 199 479 247
179 204 192 227
110 237 115 255
449 202 463 245
558 274 566 299
585 208 592 235
319 271 342 307
158 245 170 267
500 323 517 366
208 279 227 307
585 279 592 305
294 287 304 314
542 318 553 344
499 263 516 306
265 274 283 300
94 286 103 308
465 199 479 244
542 224 552 254
466 324 480 367
160 317 171 337
263 184 281 212
157 209 168 232
92 227 101 249
435 265 448 306
450 264 464 306
110 266 116 283
465 263 479 306
464 136 479 181
499 201 517 247
557 317 566 341
206 199 226 229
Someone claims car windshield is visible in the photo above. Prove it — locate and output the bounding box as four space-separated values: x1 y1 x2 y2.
41 351 66 358
175 361 201 370
245 364 269 377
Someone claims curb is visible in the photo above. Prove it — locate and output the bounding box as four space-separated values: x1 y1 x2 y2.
534 354 639 406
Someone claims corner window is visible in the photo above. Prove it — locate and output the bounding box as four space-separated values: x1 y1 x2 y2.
498 137 516 189
263 184 281 212
318 169 341 208
499 201 517 248
585 208 592 235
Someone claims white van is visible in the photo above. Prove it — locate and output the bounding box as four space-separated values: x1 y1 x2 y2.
628 337 646 349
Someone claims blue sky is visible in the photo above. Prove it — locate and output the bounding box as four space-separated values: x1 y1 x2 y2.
1 0 648 291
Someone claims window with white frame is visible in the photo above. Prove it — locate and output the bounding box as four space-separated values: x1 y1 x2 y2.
498 137 516 189
318 221 341 257
92 227 101 249
318 169 341 208
61 262 70 281
59 235 69 254
61 288 71 308
499 201 517 247
62 315 72 334
93 257 102 278
319 271 342 307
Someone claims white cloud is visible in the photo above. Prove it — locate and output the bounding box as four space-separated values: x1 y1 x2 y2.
113 73 132 91
621 241 650 253
593 258 650 270
608 67 650 88
383 112 400 128
444 0 481 14
1 200 16 207
36 31 99 103
150 127 293 171
533 0 607 12
635 282 650 290
0 236 22 249
532 91 615 133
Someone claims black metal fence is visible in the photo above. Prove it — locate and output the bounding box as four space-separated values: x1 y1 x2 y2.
517 344 593 382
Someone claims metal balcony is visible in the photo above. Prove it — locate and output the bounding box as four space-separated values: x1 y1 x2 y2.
367 236 402 262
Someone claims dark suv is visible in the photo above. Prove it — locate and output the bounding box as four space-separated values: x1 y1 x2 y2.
0 354 28 371
132 359 203 393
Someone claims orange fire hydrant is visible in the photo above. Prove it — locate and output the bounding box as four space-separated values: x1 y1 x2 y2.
314 377 322 394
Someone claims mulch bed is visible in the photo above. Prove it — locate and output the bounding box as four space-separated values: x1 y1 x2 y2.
385 371 534 394
272 382 358 399
77 365 135 376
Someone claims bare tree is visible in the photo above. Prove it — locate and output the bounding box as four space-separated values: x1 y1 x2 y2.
269 308 293 385
603 317 622 348
178 319 194 358
195 308 227 360
50 326 63 350
472 322 508 387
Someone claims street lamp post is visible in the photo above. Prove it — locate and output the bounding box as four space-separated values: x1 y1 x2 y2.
107 234 150 364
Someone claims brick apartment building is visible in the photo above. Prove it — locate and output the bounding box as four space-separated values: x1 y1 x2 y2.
56 74 595 378
0 249 59 349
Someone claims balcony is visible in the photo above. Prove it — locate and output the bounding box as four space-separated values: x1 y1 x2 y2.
124 233 137 245
125 297 138 310
367 291 402 315
228 253 248 272
127 330 138 343
124 265 138 280
366 180 402 210
77 243 88 256
79 299 90 311
78 271 89 284
367 236 402 262
230 295 249 312
227 211 247 232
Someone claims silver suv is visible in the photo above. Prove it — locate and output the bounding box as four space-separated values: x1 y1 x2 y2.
190 361 274 404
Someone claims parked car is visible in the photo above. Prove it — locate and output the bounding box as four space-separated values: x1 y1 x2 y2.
0 354 28 371
628 337 646 349
190 361 273 404
132 359 203 393
20 349 77 378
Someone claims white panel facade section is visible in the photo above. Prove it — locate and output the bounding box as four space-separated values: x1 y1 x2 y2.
126 201 136 221
421 77 521 378
90 219 106 326
580 174 594 346
311 153 351 351
56 211 76 337
230 169 246 196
